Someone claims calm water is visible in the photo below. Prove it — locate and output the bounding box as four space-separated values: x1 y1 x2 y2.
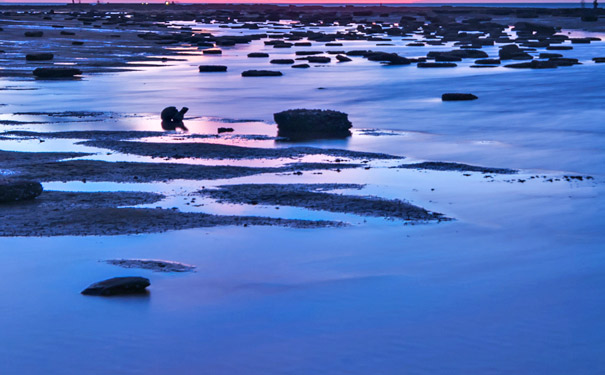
0 18 604 375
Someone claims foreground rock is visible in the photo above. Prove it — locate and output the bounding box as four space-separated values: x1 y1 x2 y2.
106 259 196 272
274 109 352 139
33 67 82 78
0 179 43 203
442 93 478 101
81 276 150 296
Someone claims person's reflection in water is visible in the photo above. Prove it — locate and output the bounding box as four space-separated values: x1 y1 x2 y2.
161 106 189 131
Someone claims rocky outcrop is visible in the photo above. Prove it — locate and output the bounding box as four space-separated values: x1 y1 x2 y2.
0 180 43 203
274 109 352 139
81 276 150 296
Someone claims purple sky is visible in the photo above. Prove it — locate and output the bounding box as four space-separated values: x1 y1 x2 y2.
2 0 581 3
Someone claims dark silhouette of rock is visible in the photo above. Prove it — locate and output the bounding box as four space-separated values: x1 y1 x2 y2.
504 60 557 69
60 30 75 35
270 59 295 64
81 277 150 296
475 58 501 64
336 54 352 62
593 57 605 63
274 109 352 139
248 52 269 58
499 44 533 60
72 41 84 45
306 56 331 63
417 62 457 68
26 53 54 61
161 106 189 131
241 70 283 77
0 180 43 203
198 65 227 72
202 49 222 55
33 67 82 78
442 93 479 101
292 63 310 68
218 127 234 133
24 31 43 37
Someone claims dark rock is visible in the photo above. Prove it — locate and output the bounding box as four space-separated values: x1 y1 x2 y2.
198 65 227 72
106 259 196 272
202 49 222 55
24 31 44 37
549 57 579 66
72 41 84 45
33 67 82 78
504 60 557 69
366 52 410 65
60 30 75 36
442 93 478 101
292 63 310 68
295 51 323 56
274 109 352 139
547 46 573 50
499 44 533 60
161 106 189 131
336 54 352 62
270 59 295 64
539 53 563 59
81 276 150 296
0 180 43 203
417 62 457 68
218 127 234 134
593 57 605 63
26 53 54 61
475 58 501 65
241 70 283 77
306 56 331 63
247 52 269 58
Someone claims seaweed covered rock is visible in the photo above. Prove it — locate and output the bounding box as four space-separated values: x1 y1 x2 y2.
81 277 150 296
274 109 352 139
0 180 43 203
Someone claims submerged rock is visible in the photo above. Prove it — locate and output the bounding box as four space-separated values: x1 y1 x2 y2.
33 67 82 78
81 276 150 296
274 109 352 139
0 180 43 203
442 93 478 101
105 259 196 272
